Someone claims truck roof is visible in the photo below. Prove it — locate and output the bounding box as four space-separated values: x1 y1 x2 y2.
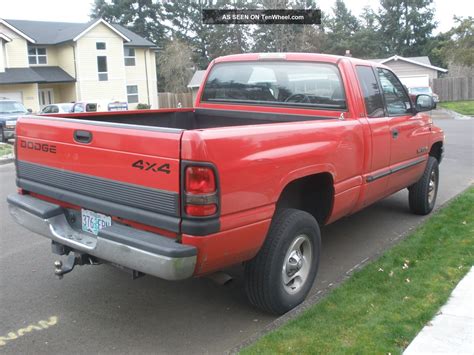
213 52 388 69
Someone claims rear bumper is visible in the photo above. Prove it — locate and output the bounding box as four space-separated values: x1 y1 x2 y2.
7 193 197 280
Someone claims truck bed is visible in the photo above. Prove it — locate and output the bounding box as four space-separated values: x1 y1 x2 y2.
52 108 326 130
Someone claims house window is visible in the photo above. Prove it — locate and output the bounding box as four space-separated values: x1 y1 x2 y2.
28 46 47 65
97 56 108 81
127 85 139 103
96 42 106 50
124 48 136 66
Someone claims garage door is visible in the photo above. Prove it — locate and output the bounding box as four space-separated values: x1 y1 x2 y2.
398 75 429 88
0 91 23 102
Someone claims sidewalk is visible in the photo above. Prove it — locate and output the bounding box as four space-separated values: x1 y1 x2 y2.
404 267 474 354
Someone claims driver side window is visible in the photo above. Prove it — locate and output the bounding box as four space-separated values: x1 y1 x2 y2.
377 68 412 116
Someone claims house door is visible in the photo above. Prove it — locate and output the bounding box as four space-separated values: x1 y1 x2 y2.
39 88 54 107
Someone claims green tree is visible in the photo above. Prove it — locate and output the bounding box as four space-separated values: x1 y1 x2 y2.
91 0 167 45
205 0 253 61
436 16 474 67
252 0 325 53
323 0 359 55
162 0 213 69
350 7 384 58
377 0 436 56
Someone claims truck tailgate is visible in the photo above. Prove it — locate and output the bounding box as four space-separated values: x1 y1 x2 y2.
15 116 183 232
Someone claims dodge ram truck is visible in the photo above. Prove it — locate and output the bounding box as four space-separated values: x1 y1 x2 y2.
7 53 444 314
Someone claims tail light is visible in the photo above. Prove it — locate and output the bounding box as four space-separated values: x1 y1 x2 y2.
184 166 218 217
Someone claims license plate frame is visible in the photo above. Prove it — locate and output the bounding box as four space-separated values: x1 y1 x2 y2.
81 209 112 235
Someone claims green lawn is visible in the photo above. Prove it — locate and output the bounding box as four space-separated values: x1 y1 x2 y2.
0 143 13 157
243 187 474 355
439 100 474 115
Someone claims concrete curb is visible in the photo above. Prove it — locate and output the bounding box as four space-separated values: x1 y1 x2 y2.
227 185 473 354
0 157 14 165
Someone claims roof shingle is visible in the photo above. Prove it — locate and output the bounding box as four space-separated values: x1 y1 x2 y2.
0 67 75 84
3 19 155 47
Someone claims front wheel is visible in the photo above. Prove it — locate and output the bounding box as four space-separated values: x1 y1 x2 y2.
244 208 321 314
408 156 439 215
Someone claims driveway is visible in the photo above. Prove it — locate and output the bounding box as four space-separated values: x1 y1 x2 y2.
0 117 473 354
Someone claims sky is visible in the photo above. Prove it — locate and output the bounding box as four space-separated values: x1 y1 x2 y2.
1 0 473 34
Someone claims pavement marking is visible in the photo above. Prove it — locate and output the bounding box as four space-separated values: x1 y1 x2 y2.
0 316 58 347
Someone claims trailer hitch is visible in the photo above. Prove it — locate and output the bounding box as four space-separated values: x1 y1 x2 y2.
54 253 99 279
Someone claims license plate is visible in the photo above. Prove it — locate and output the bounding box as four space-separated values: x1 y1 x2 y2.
81 209 112 235
6 121 17 128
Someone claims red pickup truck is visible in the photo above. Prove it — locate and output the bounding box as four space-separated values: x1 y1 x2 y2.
8 53 443 314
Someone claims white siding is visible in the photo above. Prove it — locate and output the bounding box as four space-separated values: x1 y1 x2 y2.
75 23 127 104
125 47 158 108
383 59 439 84
0 24 29 68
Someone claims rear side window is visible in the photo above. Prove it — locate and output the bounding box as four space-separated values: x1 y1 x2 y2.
377 68 412 116
202 61 346 110
355 66 384 118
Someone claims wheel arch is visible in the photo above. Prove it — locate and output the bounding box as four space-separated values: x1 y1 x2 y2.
429 141 444 163
276 172 335 226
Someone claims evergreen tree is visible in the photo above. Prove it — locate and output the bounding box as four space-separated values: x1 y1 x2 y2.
377 0 436 57
252 0 325 53
162 0 214 69
350 7 384 58
91 0 167 45
324 0 359 55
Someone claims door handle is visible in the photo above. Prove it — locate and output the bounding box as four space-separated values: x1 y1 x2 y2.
73 130 93 144
391 128 399 139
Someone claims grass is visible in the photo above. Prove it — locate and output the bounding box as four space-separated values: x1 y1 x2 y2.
243 187 474 354
0 143 13 157
439 100 474 115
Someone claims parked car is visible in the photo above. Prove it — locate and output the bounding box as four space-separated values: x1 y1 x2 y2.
7 53 444 314
0 98 31 142
40 103 74 114
71 102 98 113
408 87 439 108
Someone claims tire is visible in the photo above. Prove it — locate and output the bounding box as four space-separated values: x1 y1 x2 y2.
409 156 439 215
244 208 321 314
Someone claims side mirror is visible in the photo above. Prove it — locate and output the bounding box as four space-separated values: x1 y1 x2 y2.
415 94 434 112
27 108 33 113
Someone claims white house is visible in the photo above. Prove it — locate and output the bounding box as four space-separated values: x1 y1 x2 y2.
0 18 159 112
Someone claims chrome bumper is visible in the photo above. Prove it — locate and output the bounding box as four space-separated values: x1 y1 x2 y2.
7 194 197 280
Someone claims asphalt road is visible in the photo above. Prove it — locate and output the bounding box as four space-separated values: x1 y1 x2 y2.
1 116 473 354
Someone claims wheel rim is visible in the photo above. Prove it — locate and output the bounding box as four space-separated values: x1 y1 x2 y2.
428 169 437 206
282 234 312 294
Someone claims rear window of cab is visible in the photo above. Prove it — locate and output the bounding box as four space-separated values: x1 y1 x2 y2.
201 61 346 110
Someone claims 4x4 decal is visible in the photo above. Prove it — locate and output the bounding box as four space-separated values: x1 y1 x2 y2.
132 159 171 174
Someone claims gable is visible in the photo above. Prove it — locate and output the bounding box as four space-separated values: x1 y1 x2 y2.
73 20 129 42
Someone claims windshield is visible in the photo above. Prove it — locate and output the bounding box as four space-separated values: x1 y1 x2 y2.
0 101 27 114
59 104 74 112
409 87 432 94
202 61 346 110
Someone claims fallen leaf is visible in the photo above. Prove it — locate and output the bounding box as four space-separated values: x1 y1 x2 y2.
406 278 411 283
378 268 384 272
389 271 394 277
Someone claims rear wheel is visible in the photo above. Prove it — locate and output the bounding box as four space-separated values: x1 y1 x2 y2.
409 156 439 215
244 208 321 314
